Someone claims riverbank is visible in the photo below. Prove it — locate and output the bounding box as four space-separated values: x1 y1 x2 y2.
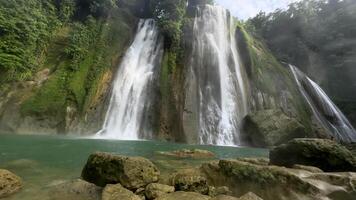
1 135 356 199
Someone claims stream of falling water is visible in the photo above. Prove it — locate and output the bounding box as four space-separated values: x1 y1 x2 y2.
290 65 356 142
97 19 163 140
186 5 248 146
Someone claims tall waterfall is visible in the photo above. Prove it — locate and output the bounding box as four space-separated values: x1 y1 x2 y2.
97 19 163 140
185 5 248 146
290 65 356 142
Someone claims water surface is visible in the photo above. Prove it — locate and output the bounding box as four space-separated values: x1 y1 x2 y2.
0 134 268 199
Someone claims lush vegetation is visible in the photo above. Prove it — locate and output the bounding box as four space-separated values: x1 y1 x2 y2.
247 0 356 125
0 0 58 83
0 0 137 126
247 0 356 100
0 0 117 84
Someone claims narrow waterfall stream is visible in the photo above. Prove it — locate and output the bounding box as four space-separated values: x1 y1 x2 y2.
97 19 163 140
290 65 356 142
185 5 248 146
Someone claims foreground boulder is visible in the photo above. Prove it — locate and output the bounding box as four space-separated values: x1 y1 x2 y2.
102 184 141 200
170 168 209 195
211 195 239 200
238 192 263 200
48 179 101 200
0 169 22 198
200 158 356 200
270 138 356 172
82 152 160 189
242 109 309 147
145 183 175 199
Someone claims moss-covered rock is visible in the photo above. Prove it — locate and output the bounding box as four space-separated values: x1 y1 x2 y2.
199 158 356 200
208 186 232 197
48 179 102 200
211 195 239 200
0 169 22 198
156 149 215 159
145 183 175 200
82 152 160 189
170 168 209 195
218 159 318 194
270 138 356 172
102 184 141 200
242 109 310 147
238 192 263 200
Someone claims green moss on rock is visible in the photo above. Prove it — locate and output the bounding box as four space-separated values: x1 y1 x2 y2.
270 138 356 172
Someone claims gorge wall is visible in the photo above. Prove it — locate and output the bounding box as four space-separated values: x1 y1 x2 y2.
0 0 354 146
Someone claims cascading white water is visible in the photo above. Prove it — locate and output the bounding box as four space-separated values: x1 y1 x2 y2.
185 5 248 146
97 19 163 140
290 65 356 142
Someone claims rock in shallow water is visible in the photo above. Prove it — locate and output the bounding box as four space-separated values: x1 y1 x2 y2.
82 152 160 189
156 149 215 159
48 179 101 200
0 169 22 198
102 184 141 200
270 138 356 172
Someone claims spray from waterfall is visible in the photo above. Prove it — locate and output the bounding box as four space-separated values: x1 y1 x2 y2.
185 5 248 146
290 65 356 142
96 19 163 140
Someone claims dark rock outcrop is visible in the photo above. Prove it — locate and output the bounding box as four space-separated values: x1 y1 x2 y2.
270 138 356 172
82 152 160 189
242 109 310 147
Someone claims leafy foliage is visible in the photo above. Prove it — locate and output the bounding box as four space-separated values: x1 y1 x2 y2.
0 0 117 85
151 0 187 50
247 0 356 101
0 0 59 82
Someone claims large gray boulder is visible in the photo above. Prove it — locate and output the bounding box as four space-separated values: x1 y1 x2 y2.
48 179 102 200
0 169 22 198
270 138 356 172
200 158 356 200
102 184 141 200
242 109 309 147
82 152 160 189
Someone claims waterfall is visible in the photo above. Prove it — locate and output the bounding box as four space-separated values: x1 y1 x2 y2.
185 5 248 146
97 19 163 140
290 65 356 142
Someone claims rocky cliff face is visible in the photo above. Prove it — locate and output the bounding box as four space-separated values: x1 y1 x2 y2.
0 0 347 146
0 1 140 135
